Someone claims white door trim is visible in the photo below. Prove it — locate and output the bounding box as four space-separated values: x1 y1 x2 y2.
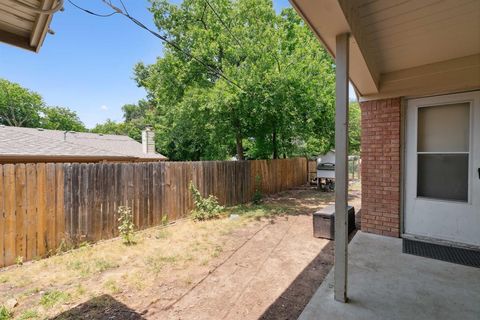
404 91 480 246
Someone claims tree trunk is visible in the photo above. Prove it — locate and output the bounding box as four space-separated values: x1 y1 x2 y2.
236 133 244 160
272 127 278 159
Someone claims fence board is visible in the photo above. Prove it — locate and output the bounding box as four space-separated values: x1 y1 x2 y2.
1 158 307 268
0 167 4 267
55 164 65 249
3 165 16 266
26 164 37 257
45 164 56 252
14 164 27 261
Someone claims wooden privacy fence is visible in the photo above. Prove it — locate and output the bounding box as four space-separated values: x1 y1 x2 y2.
0 158 307 267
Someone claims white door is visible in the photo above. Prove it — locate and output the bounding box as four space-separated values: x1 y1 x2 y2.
405 91 480 247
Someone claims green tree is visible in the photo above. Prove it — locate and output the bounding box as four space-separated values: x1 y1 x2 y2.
0 78 87 132
0 78 43 127
41 106 87 132
130 0 336 160
349 101 361 154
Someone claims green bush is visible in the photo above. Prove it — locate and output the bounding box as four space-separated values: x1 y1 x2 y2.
0 306 12 320
118 206 135 245
189 182 224 221
252 175 263 204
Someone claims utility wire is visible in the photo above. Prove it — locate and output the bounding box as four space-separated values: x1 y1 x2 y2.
67 0 118 17
67 0 246 92
203 0 244 50
203 0 287 75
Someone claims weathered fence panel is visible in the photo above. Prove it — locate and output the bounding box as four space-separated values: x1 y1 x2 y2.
0 163 64 267
0 158 306 267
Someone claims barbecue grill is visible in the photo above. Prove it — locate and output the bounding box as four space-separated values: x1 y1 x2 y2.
317 151 335 191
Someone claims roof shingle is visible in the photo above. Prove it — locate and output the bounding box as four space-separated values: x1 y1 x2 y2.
0 126 167 161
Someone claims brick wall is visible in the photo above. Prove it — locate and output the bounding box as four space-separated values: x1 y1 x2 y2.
360 98 401 237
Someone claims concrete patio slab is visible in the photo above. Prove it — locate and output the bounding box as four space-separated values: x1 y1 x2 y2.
299 231 480 320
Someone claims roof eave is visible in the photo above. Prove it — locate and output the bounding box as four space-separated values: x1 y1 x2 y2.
289 0 380 97
0 154 137 163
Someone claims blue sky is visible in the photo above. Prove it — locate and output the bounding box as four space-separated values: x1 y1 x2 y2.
0 0 353 128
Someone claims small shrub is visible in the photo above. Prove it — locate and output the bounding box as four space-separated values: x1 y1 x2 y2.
252 175 263 204
118 206 135 245
161 215 169 226
15 256 23 266
40 290 70 308
189 182 224 221
0 306 12 320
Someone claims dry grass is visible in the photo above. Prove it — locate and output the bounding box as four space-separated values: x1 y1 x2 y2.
0 196 300 319
0 185 359 319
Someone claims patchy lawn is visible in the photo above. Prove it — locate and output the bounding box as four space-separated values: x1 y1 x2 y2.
0 185 360 320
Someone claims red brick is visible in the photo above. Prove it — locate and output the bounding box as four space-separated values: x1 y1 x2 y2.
360 97 401 238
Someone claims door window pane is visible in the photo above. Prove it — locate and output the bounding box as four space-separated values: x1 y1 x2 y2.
417 154 468 201
418 103 470 152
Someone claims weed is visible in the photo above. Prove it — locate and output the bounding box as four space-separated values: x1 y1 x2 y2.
94 258 119 273
78 241 91 249
15 256 23 266
0 306 11 320
0 276 8 284
161 215 169 226
189 182 224 221
252 175 263 204
145 255 178 273
20 287 40 298
211 245 223 258
118 206 136 245
40 290 70 308
103 279 121 294
123 273 145 290
17 310 38 320
75 284 86 296
156 229 170 239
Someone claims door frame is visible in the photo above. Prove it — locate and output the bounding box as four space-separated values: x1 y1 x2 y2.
403 90 480 247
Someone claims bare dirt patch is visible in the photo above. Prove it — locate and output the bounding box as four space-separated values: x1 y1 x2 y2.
0 184 360 320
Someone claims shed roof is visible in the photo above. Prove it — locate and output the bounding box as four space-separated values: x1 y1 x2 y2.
0 126 168 162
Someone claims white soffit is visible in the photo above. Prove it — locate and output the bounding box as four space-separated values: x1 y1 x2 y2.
0 0 60 52
290 0 380 96
291 0 480 100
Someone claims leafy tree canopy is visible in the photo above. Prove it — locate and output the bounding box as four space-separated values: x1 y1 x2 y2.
123 0 343 160
0 78 43 127
40 106 87 132
93 0 362 160
0 78 87 132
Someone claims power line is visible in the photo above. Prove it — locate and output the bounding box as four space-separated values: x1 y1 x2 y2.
203 0 244 50
203 0 286 75
67 0 246 92
67 0 118 17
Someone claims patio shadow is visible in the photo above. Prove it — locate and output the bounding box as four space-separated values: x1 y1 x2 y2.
259 240 335 320
259 228 359 320
50 294 145 320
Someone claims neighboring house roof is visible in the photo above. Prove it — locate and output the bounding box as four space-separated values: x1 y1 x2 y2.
0 0 63 52
0 125 168 162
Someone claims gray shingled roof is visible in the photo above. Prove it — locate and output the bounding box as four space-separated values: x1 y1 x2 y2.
0 126 167 161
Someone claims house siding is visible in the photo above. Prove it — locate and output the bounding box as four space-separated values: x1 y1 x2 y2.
360 98 401 237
